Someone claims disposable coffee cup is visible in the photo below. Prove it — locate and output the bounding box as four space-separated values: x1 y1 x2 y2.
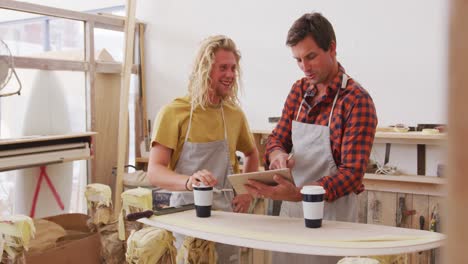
192 182 213 218
301 186 326 228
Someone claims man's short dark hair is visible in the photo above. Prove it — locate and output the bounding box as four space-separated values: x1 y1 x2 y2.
286 12 336 51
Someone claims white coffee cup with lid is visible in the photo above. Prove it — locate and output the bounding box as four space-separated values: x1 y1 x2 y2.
301 185 326 228
192 182 213 217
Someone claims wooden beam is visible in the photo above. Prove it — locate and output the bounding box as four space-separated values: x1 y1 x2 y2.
85 21 96 184
95 61 139 74
0 0 123 28
8 56 88 71
93 49 122 189
138 23 149 152
3 55 138 73
114 0 137 214
447 0 468 263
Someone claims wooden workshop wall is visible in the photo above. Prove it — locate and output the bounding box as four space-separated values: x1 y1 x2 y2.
357 191 445 264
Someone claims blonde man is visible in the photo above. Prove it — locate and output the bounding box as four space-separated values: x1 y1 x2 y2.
148 35 259 264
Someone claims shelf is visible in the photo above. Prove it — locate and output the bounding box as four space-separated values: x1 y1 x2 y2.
250 130 447 145
0 132 95 171
363 173 446 197
374 132 447 145
135 157 148 163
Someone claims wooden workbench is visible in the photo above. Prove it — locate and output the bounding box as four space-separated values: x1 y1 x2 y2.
139 210 444 257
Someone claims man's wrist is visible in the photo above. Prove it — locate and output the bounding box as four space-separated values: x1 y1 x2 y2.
185 177 192 191
269 149 286 162
294 187 303 202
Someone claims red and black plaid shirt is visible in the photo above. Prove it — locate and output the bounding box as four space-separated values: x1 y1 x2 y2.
265 64 377 201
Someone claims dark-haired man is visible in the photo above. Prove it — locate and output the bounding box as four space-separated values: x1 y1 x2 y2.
245 12 377 263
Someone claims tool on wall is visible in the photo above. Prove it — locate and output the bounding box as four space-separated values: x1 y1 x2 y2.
429 205 440 264
396 197 415 227
418 215 425 255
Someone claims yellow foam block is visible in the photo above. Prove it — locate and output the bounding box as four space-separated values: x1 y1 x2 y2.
85 183 112 207
118 188 153 241
0 215 36 248
121 187 152 211
126 227 176 263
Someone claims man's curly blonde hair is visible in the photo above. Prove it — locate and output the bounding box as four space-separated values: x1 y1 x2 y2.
188 35 242 109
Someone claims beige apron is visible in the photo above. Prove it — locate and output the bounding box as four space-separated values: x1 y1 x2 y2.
273 74 358 264
170 102 239 264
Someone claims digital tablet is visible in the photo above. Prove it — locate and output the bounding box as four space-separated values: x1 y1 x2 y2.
227 168 294 194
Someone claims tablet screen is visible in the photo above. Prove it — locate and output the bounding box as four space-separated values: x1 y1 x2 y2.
227 168 294 194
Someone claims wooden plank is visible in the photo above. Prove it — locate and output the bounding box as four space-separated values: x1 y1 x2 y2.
447 0 468 263
0 145 91 172
85 21 96 184
251 130 447 146
139 23 150 152
410 195 430 264
0 132 96 146
1 55 139 73
0 142 86 157
0 0 123 28
95 61 139 74
363 174 446 197
367 191 397 226
92 50 121 190
365 174 447 185
132 24 146 159
114 0 137 214
374 132 446 145
357 190 368 224
7 56 88 71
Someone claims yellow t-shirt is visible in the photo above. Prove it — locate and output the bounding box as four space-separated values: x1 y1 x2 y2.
151 96 255 173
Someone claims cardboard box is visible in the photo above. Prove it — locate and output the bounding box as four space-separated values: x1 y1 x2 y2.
25 213 101 264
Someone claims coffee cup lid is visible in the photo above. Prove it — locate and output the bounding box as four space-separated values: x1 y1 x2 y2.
300 185 325 195
192 181 209 188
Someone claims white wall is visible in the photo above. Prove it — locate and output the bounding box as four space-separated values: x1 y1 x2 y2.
137 0 449 176
137 0 448 130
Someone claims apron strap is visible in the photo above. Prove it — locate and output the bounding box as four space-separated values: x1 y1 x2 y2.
295 92 309 121
220 103 228 140
328 73 349 126
185 101 228 142
184 102 195 143
295 73 350 124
